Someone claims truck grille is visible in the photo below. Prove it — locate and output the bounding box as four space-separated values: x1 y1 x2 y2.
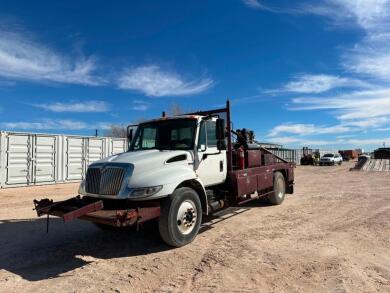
86 167 125 195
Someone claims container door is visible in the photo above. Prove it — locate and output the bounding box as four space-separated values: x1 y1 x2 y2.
6 134 32 185
111 139 126 155
66 137 84 180
86 138 104 167
33 135 56 183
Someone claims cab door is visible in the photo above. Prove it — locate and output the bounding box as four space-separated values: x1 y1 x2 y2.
195 120 227 186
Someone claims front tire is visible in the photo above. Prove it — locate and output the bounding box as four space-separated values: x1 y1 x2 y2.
267 172 286 205
158 187 202 247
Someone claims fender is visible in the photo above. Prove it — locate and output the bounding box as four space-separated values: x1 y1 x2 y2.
128 165 199 199
175 177 209 215
133 165 209 214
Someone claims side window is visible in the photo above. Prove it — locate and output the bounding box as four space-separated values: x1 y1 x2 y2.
198 121 206 150
206 121 217 147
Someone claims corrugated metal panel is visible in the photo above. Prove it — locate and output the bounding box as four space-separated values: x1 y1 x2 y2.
111 139 127 155
6 134 31 185
66 137 84 181
86 138 104 166
267 148 297 164
33 135 56 183
0 131 128 188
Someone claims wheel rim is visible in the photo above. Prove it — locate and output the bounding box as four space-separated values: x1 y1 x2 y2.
176 199 197 235
276 177 285 198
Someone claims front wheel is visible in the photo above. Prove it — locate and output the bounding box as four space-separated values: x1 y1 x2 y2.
158 187 202 247
267 172 286 205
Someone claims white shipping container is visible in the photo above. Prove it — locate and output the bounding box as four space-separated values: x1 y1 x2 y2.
0 131 127 188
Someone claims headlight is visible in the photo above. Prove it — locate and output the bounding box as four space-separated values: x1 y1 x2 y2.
129 185 163 198
78 179 86 195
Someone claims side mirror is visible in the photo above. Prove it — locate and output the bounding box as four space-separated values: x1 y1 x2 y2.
216 118 226 150
217 140 226 150
216 118 225 140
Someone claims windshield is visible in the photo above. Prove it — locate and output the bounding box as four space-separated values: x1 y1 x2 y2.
129 119 197 151
323 154 334 157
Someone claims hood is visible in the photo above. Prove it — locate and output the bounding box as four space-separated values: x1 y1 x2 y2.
84 149 197 198
90 150 193 172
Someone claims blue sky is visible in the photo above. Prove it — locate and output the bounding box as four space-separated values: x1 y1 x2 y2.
0 0 389 150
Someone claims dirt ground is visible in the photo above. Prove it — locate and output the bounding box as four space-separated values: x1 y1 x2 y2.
0 162 389 292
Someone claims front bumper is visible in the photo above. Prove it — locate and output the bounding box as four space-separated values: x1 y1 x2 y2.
33 196 161 227
320 161 334 165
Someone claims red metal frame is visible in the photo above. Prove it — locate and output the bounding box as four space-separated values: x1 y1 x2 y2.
178 99 294 204
33 197 161 227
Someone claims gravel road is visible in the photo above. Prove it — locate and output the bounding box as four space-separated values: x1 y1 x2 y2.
0 162 389 292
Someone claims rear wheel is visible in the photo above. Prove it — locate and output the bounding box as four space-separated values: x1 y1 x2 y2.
158 187 202 247
267 172 286 205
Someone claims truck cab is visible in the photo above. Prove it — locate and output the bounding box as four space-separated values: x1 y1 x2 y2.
78 115 227 201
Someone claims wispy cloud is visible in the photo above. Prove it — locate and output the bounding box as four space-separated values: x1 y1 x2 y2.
241 0 266 10
268 74 373 94
132 99 149 111
268 123 351 137
118 65 214 97
301 1 390 81
268 136 336 146
245 1 390 82
0 119 110 130
302 0 390 30
0 30 104 85
268 135 390 148
240 0 299 13
290 89 390 121
32 100 110 112
344 41 390 82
